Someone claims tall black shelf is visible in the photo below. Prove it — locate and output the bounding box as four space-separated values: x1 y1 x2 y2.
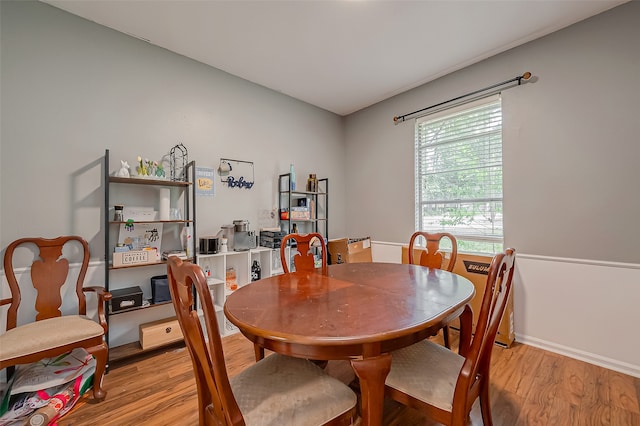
278 173 328 238
103 149 196 363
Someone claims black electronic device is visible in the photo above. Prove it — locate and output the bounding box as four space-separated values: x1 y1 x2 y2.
199 237 219 254
151 275 171 304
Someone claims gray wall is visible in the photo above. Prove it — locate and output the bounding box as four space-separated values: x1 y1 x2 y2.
0 1 348 262
344 2 640 264
1 0 639 376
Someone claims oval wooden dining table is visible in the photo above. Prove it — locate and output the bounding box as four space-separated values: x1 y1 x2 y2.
224 262 475 426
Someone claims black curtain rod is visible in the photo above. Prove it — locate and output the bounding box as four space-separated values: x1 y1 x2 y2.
393 71 532 124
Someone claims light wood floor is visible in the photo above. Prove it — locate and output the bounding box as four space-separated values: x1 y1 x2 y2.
60 332 640 425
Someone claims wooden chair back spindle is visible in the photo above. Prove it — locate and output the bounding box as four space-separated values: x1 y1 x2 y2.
408 231 458 272
280 232 328 275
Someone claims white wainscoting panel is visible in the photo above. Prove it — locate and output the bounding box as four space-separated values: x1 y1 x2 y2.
371 241 404 263
515 254 640 377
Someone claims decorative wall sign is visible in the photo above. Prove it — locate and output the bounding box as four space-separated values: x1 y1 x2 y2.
218 158 254 189
195 167 215 197
118 222 163 252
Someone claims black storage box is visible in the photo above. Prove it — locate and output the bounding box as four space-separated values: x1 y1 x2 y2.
110 286 143 312
151 275 171 304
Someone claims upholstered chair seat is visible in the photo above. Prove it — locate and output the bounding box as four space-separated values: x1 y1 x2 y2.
386 340 464 412
230 354 357 425
0 315 104 362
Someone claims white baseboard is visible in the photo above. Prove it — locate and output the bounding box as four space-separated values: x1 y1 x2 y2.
516 334 640 378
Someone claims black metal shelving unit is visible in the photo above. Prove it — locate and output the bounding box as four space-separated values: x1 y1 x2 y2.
278 173 328 238
103 149 196 363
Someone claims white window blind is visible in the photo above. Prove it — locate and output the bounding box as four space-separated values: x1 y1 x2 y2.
415 94 503 254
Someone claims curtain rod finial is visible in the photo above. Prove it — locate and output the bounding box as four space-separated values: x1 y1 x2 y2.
522 71 532 80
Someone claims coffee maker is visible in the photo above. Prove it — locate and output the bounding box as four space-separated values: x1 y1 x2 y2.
232 219 257 251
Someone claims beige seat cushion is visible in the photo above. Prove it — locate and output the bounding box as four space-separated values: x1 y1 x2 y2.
0 315 104 361
385 340 465 412
230 354 357 426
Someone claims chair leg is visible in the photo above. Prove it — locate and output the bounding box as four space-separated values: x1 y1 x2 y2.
479 378 493 426
442 325 451 349
254 343 265 362
89 343 108 401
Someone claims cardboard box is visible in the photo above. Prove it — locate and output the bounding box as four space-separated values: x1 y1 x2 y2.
290 209 310 220
139 317 183 350
452 252 514 347
112 249 160 267
328 237 372 264
401 247 514 347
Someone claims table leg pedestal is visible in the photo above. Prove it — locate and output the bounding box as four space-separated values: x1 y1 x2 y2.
253 343 265 361
351 353 391 426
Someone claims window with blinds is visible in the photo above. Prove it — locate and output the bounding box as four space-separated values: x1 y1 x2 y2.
415 94 503 254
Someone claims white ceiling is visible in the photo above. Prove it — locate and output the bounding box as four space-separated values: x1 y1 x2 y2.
44 0 626 116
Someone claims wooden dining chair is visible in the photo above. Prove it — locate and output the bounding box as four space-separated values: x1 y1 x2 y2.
0 236 111 401
280 232 328 275
166 256 358 426
408 231 458 271
385 248 516 426
275 233 347 373
408 231 458 348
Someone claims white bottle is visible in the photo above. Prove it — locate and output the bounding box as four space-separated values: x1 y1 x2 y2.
181 226 193 258
290 163 296 191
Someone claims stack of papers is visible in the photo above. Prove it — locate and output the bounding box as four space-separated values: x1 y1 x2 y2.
162 250 188 260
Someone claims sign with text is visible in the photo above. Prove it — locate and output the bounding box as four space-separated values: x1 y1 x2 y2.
195 167 215 197
218 158 254 189
463 260 490 275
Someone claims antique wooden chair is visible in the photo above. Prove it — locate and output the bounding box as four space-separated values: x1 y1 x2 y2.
408 231 458 271
166 256 358 426
0 236 111 401
276 233 346 372
385 248 516 426
408 231 458 348
280 232 328 275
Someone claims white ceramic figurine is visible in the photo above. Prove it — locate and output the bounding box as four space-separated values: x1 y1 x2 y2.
115 160 130 177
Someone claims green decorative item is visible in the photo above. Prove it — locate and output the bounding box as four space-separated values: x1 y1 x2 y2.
135 156 165 178
136 156 148 176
